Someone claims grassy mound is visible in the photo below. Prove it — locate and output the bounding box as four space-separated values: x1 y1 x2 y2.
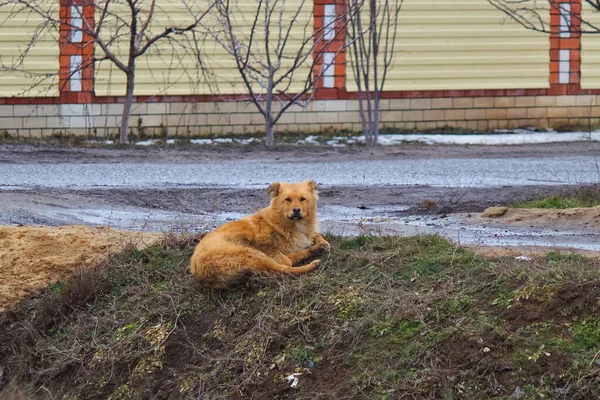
1 235 599 399
512 188 600 209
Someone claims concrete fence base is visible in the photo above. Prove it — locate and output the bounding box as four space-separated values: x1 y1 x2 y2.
0 95 598 138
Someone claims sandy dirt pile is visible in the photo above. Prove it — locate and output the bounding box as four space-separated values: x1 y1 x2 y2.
0 225 160 311
480 205 600 229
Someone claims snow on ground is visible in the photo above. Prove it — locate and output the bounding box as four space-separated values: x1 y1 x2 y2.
372 130 600 146
119 129 600 147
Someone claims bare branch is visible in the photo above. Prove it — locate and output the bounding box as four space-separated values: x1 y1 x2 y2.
209 0 357 144
4 0 217 144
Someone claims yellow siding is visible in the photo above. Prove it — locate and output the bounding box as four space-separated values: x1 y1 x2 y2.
0 2 59 97
346 0 550 91
94 0 313 96
580 1 600 89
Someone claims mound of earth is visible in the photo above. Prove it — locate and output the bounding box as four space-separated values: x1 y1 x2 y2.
0 225 160 311
480 205 600 229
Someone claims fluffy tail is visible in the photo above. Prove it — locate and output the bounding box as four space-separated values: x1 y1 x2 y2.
190 247 319 288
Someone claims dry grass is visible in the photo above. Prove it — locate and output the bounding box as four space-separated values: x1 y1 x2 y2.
1 234 599 399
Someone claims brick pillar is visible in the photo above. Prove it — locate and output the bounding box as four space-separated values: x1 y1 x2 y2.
549 0 581 95
59 0 95 103
314 0 346 99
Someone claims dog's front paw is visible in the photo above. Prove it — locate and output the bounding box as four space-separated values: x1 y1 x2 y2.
312 242 331 255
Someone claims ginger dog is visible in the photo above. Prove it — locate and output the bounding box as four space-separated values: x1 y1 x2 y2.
190 180 330 287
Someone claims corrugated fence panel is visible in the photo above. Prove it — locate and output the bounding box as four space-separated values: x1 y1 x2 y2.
0 1 59 97
346 0 550 91
580 1 600 89
94 0 313 96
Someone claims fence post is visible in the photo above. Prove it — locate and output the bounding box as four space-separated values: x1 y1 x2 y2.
59 0 95 103
549 0 581 95
314 0 346 99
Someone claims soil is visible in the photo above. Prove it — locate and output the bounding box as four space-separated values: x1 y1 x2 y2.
0 225 159 311
0 184 581 225
1 140 599 164
1 142 598 223
480 205 600 229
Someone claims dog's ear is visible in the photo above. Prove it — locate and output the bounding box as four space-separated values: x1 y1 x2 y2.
306 180 318 194
267 182 281 198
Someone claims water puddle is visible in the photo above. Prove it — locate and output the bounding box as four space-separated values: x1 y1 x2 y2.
37 203 600 251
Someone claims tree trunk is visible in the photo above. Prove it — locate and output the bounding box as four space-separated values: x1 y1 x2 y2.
265 120 274 147
370 0 378 146
357 93 368 139
373 90 380 145
365 91 374 145
265 78 274 146
119 69 135 144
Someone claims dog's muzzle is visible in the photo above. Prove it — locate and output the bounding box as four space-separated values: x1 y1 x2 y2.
289 209 302 220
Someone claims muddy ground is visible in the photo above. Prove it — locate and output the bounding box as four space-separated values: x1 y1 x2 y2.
1 184 592 226
1 141 599 250
2 140 600 164
2 141 599 215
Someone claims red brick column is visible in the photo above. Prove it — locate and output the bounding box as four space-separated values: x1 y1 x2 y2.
313 0 346 99
59 0 95 103
549 0 581 95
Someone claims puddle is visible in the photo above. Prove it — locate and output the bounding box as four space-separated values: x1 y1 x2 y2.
327 213 600 251
28 203 600 252
44 208 248 233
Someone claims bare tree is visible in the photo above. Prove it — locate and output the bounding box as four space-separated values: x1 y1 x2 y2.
208 0 352 146
488 0 599 33
345 0 403 145
4 0 214 144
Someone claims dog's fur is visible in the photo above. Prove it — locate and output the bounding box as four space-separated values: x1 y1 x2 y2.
190 180 330 287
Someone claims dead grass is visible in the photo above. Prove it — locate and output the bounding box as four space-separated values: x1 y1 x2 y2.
1 234 599 399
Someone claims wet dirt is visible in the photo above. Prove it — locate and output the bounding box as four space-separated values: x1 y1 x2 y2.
1 142 599 252
2 140 600 164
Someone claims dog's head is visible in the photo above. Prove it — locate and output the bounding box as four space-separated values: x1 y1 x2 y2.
267 180 319 221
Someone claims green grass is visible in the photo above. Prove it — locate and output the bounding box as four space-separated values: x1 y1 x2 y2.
1 234 600 399
513 192 600 209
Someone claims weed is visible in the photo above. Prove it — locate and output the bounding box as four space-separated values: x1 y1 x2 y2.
569 317 600 351
546 251 587 264
288 345 318 366
2 234 600 399
434 295 474 319
514 193 600 209
107 384 134 400
132 355 163 378
340 235 375 250
330 286 364 321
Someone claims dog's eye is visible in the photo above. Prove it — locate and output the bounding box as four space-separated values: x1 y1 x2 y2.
300 197 306 202
285 198 292 202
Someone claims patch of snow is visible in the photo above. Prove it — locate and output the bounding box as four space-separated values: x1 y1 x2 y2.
90 129 600 148
135 139 159 146
236 138 260 145
213 138 233 143
87 140 114 145
297 135 319 145
326 139 346 147
318 130 600 146
190 139 213 145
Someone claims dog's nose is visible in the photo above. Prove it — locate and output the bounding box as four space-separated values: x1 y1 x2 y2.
293 208 300 214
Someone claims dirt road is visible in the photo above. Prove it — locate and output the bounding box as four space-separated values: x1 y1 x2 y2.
1 142 599 250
